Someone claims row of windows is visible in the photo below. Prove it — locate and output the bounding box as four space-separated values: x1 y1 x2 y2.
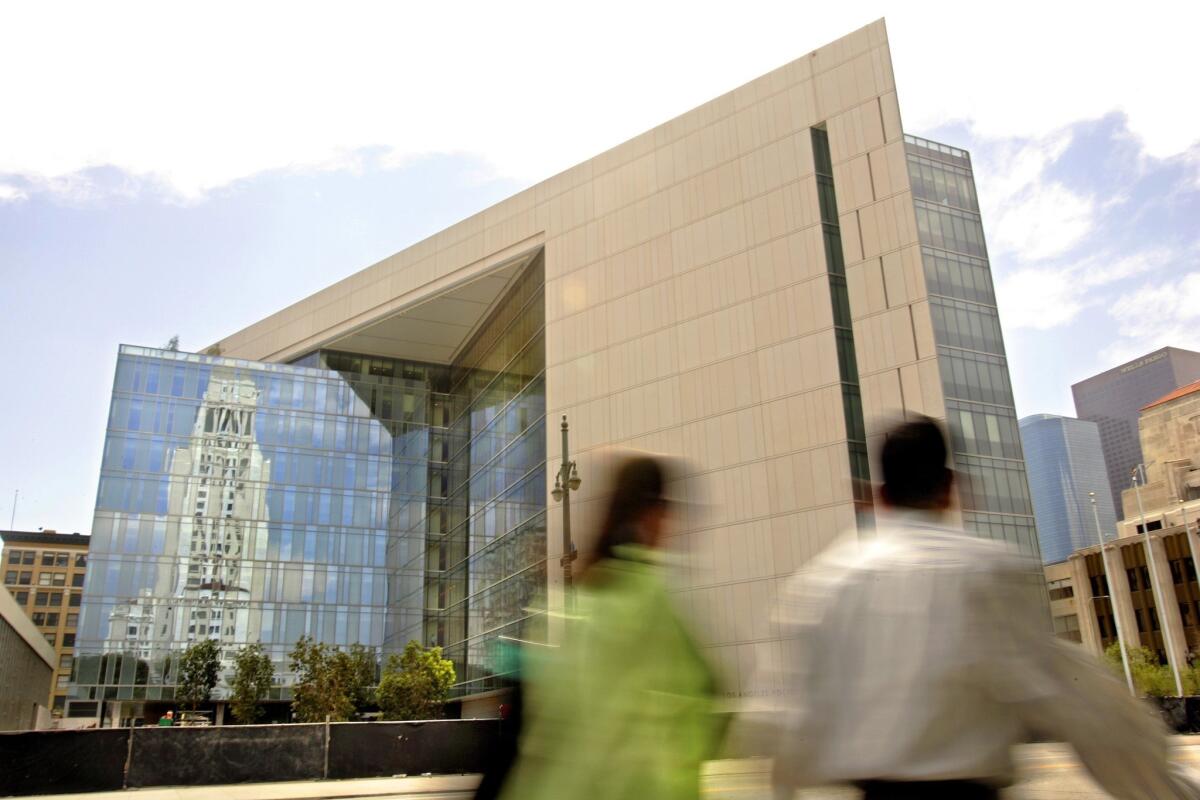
108 395 401 457
914 201 988 259
4 571 85 587
1047 578 1074 601
957 455 1035 517
946 400 1023 461
31 612 80 628
922 247 996 306
4 550 87 568
930 296 1006 356
11 590 83 608
937 348 1015 407
907 153 979 213
43 632 75 648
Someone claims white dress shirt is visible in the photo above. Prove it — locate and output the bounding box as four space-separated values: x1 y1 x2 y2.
769 510 1198 798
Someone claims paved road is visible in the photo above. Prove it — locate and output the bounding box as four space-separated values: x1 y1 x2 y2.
32 738 1200 799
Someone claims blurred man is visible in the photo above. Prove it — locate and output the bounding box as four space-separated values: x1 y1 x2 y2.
771 417 1197 800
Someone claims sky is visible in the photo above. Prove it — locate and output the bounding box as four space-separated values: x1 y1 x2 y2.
1 1 1198 534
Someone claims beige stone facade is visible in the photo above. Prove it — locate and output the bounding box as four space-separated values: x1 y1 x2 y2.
208 20 1027 696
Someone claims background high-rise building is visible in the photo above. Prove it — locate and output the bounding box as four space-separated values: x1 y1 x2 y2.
0 530 89 716
1018 414 1117 563
76 19 1039 719
1073 347 1200 518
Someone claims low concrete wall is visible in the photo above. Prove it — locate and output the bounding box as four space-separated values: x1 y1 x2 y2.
126 723 326 788
327 720 500 779
0 720 498 796
0 728 129 796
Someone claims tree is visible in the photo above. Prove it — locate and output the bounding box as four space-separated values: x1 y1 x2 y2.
176 639 221 709
376 640 456 721
1103 642 1192 696
164 334 180 352
289 637 377 723
230 643 275 724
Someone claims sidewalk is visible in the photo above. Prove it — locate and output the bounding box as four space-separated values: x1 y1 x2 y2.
27 774 481 800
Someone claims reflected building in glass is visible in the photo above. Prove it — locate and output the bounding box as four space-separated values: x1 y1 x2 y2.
76 20 1045 715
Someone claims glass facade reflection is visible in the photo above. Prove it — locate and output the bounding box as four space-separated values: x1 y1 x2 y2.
905 134 1040 558
76 256 546 703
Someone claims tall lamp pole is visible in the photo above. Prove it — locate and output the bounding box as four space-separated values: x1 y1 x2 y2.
551 415 581 614
1133 464 1185 697
1091 491 1135 696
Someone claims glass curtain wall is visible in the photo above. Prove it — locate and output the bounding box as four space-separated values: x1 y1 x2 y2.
429 255 548 696
77 256 550 705
77 346 419 702
905 134 1040 558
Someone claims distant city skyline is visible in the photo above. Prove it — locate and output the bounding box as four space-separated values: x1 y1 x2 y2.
1 3 1198 534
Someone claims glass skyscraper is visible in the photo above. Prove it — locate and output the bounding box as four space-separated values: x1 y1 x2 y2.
75 256 546 706
1019 414 1117 564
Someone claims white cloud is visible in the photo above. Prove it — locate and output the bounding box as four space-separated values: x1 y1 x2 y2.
0 1 1197 200
0 183 26 202
995 248 1176 331
987 181 1095 262
1104 270 1200 363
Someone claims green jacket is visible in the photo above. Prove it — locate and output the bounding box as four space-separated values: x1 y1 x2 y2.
501 546 723 800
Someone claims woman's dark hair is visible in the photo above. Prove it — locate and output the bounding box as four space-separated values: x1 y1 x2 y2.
880 416 953 509
582 456 669 578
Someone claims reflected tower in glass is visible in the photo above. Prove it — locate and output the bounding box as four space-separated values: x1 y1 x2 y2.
76 255 546 709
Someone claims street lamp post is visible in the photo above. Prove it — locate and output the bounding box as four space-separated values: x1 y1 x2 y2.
1133 464 1185 697
551 415 581 614
1091 491 1135 696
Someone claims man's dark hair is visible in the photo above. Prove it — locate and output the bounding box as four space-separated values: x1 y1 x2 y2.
880 416 953 509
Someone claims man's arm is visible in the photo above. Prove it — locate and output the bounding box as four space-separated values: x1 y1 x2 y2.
979 558 1198 799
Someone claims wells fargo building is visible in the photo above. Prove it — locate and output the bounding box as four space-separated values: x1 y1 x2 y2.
74 19 1037 714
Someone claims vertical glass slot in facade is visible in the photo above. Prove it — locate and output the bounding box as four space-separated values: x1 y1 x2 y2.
904 134 1039 558
812 126 872 526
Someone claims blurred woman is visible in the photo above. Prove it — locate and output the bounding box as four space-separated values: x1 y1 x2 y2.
499 455 724 800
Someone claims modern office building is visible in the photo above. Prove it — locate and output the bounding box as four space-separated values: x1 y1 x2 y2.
1073 347 1200 518
0 586 56 730
1020 414 1117 564
0 530 89 715
76 18 1038 715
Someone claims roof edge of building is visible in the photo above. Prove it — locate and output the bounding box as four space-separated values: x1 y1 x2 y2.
1142 378 1200 412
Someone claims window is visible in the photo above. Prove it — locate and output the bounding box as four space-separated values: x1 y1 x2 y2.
6 550 20 564
38 573 52 586
71 573 84 587
42 553 55 566
68 594 81 607
56 675 69 689
18 571 31 585
35 592 49 606
44 632 56 646
51 573 65 586
22 551 34 565
59 654 73 670
14 591 28 605
75 554 87 568
46 612 59 627
62 633 75 647
32 612 45 625
49 592 62 606
55 554 68 567
3 570 15 585
66 613 78 627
